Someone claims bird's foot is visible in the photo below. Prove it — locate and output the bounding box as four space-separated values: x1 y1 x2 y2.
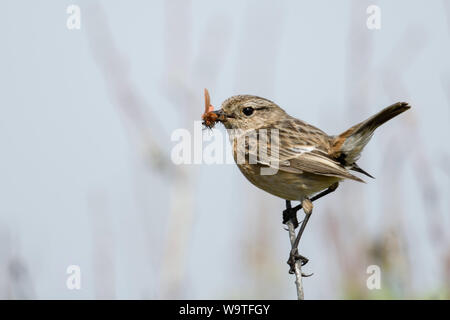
287 247 309 274
283 207 299 228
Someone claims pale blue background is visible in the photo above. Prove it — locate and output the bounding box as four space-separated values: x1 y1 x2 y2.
0 0 448 299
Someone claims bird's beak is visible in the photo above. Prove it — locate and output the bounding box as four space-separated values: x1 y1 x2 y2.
212 109 233 121
212 109 225 119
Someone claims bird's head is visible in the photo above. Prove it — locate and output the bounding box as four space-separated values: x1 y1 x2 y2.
213 95 287 131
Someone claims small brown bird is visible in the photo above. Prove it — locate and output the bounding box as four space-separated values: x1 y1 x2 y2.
202 90 410 268
203 90 409 201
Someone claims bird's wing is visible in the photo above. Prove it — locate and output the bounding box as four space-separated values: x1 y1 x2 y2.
279 150 364 182
254 118 364 182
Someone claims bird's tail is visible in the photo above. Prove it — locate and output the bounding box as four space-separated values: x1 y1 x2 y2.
331 102 411 166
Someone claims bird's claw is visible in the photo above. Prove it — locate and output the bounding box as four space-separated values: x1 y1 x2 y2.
283 208 299 229
287 248 309 274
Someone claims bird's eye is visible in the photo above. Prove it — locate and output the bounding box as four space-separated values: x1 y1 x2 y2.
242 107 254 116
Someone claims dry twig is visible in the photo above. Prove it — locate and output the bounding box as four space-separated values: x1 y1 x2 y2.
286 221 304 300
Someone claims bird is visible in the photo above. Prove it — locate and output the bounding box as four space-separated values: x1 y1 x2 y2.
202 90 410 270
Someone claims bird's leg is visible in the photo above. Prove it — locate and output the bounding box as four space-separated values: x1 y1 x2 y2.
282 182 339 228
287 182 339 274
283 200 299 228
287 198 313 274
291 182 339 212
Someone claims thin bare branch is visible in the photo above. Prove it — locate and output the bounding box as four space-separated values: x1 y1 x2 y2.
287 221 304 300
